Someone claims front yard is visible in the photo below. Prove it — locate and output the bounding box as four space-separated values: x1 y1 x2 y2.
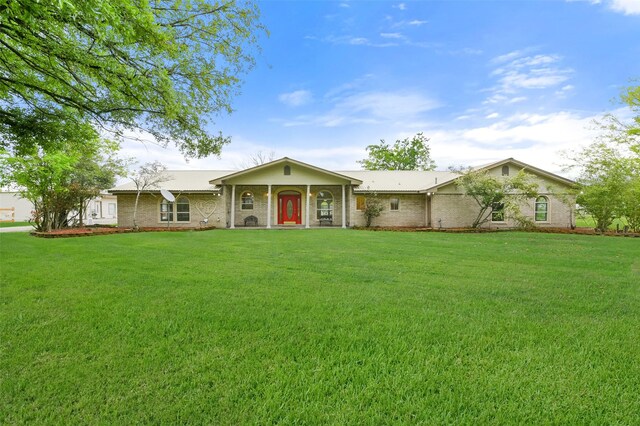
1 230 638 424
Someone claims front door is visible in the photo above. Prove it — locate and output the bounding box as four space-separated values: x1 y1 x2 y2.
278 192 302 225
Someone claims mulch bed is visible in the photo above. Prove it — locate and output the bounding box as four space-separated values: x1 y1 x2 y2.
356 226 640 237
32 226 217 238
31 225 639 238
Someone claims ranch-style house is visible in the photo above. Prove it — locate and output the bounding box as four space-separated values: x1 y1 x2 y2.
109 157 576 229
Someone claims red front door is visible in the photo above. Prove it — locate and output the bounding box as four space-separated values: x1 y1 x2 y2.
278 193 301 224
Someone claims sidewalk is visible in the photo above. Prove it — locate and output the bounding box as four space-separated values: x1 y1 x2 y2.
0 226 33 233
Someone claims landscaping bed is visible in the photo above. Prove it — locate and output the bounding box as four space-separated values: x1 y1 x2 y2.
356 226 640 237
32 225 217 238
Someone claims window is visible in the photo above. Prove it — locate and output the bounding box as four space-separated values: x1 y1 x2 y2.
316 191 333 219
356 196 366 211
535 196 548 221
160 199 173 222
108 203 116 217
241 191 254 210
176 197 190 222
491 202 505 222
390 198 399 211
160 197 190 222
502 165 509 176
284 165 291 175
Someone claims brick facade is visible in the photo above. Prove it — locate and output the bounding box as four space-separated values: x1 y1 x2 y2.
111 158 576 230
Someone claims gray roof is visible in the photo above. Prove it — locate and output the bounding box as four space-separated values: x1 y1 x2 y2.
110 169 459 194
109 170 233 193
109 158 574 194
341 170 458 193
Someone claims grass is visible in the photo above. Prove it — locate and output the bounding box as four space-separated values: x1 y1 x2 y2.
0 221 31 228
1 230 639 424
575 214 628 230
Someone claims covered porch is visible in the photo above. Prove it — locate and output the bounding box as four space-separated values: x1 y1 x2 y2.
209 158 362 230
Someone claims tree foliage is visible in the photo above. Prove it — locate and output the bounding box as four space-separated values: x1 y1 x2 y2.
0 123 126 231
362 195 383 227
454 168 539 228
0 0 265 158
564 85 640 232
358 133 436 171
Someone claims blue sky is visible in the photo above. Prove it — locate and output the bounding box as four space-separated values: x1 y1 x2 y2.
123 0 640 175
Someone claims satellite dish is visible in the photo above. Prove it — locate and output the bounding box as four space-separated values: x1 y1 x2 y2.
160 188 175 202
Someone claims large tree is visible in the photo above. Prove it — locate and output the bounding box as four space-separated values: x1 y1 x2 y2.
358 133 436 171
0 0 264 158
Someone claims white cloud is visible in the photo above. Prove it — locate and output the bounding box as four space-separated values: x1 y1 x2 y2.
380 32 405 39
486 112 500 119
280 89 440 128
426 110 606 175
408 19 428 26
485 51 574 106
394 3 407 11
609 0 640 14
278 90 313 107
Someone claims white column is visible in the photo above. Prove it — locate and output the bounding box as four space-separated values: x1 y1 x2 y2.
305 184 311 228
230 184 236 228
267 184 272 228
342 185 347 228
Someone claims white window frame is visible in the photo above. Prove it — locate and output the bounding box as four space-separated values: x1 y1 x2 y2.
241 191 254 210
535 196 549 222
159 197 190 223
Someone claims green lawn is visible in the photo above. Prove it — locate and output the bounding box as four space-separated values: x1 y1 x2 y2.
575 215 628 230
1 230 639 424
0 221 31 228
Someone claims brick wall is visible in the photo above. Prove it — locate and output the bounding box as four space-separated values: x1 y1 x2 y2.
431 193 575 228
116 193 226 228
349 194 426 227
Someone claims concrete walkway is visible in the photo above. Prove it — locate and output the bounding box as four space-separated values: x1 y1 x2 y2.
0 226 33 233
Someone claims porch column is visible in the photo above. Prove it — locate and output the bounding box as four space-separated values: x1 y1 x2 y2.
342 185 347 228
267 184 272 228
230 184 236 228
305 184 311 228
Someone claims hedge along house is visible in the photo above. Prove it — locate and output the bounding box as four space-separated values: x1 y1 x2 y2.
109 157 576 229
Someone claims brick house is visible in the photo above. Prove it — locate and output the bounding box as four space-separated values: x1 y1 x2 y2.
109 157 576 229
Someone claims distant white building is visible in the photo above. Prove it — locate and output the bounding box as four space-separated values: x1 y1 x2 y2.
0 192 33 222
0 191 118 225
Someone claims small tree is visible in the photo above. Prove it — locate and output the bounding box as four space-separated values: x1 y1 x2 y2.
565 138 635 232
130 162 170 230
358 133 436 171
620 176 640 232
363 195 384 227
454 168 539 228
0 126 125 231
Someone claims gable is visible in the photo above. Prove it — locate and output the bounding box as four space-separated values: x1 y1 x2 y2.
210 158 362 186
434 159 576 194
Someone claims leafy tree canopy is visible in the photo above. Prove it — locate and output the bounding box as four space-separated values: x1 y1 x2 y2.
358 133 436 171
0 0 265 158
454 167 539 228
0 122 126 231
